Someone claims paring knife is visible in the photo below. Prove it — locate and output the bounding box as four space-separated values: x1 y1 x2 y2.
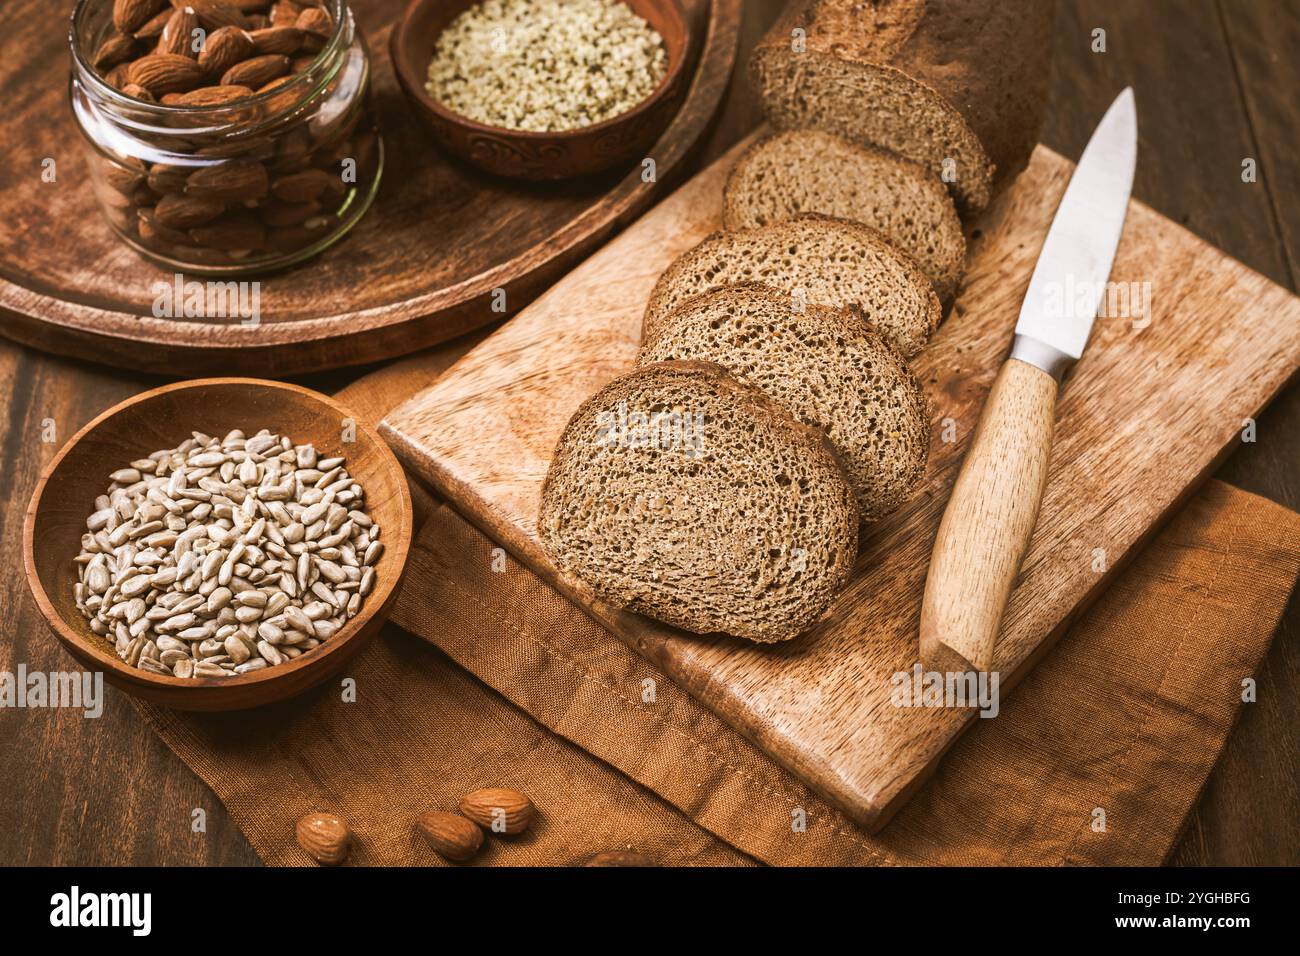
919 88 1138 674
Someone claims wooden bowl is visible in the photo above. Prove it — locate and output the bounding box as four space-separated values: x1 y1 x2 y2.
22 379 413 712
390 0 692 181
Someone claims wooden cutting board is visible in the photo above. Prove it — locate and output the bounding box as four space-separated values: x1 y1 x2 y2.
0 0 738 376
380 134 1300 831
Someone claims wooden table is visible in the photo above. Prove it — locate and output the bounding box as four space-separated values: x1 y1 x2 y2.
1 0 1295 866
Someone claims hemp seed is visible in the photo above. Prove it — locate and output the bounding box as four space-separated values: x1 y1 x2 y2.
425 0 668 133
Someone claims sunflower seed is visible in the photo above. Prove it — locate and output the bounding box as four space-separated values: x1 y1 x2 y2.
73 430 380 679
257 641 285 666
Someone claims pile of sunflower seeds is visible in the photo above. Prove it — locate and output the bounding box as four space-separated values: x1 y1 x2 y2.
425 0 668 132
73 429 382 679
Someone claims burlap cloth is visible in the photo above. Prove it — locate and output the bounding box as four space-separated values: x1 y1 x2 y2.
137 342 1300 866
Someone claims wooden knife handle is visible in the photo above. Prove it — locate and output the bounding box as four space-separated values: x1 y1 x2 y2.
920 358 1058 673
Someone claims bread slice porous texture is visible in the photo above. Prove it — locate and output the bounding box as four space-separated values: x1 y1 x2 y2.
642 216 940 357
748 0 1055 216
538 361 859 643
639 285 930 520
723 130 966 309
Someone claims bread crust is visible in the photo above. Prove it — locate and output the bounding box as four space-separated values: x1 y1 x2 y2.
642 215 941 355
721 130 966 308
749 0 1055 214
639 284 931 519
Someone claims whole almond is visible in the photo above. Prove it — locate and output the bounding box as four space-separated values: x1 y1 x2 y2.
272 126 314 168
115 0 167 35
131 182 160 207
198 26 255 78
248 26 304 55
93 32 139 71
190 214 265 251
458 788 535 836
157 6 200 58
138 206 191 245
186 159 269 201
417 811 484 862
585 850 653 867
121 82 156 102
147 163 192 194
271 168 333 203
256 74 302 113
154 192 225 229
133 7 174 40
196 136 275 160
295 812 350 866
126 53 206 95
222 53 289 88
164 84 255 107
175 0 250 31
270 1 303 28
104 63 131 90
104 157 147 196
296 6 332 40
296 7 331 52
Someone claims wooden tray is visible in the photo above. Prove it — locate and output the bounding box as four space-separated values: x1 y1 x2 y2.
380 135 1300 831
0 0 739 376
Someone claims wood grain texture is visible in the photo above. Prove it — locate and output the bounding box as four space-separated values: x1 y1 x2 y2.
1044 0 1300 868
381 141 1300 830
0 0 741 376
1 0 1296 866
920 358 1057 673
0 352 261 865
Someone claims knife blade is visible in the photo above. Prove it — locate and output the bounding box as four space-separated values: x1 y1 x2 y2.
1012 87 1139 377
919 88 1138 675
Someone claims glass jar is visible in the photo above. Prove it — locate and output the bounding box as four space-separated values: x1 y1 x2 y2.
69 0 382 275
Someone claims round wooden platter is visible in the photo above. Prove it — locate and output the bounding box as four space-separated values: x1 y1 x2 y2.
0 0 741 377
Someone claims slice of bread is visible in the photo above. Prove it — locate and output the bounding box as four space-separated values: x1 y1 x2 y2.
748 0 1055 216
723 130 966 309
639 285 930 520
642 216 940 357
538 361 859 643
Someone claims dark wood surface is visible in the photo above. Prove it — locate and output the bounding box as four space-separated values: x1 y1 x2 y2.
0 0 736 376
0 0 1295 865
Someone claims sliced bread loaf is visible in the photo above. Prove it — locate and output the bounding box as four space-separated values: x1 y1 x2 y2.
538 361 859 643
748 0 1055 216
723 130 966 309
639 285 930 520
642 216 939 357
